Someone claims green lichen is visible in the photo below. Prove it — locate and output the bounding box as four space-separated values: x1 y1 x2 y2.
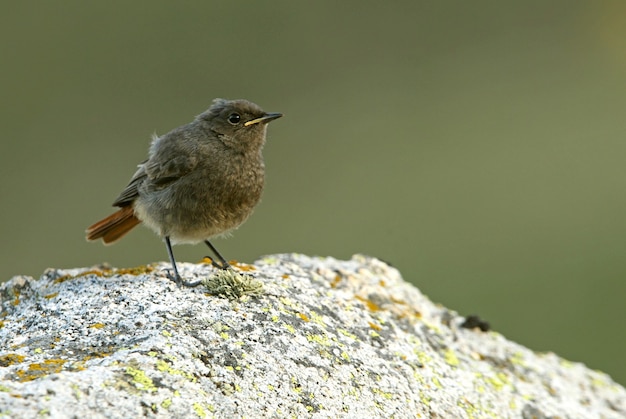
155 359 195 381
307 333 331 346
486 372 509 391
279 296 295 307
202 270 264 300
510 351 526 366
260 255 280 265
372 387 394 400
71 384 82 400
416 351 431 366
337 328 358 340
309 311 326 327
444 348 459 366
125 366 156 392
193 402 206 418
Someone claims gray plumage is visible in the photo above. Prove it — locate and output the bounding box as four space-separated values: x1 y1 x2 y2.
86 98 282 286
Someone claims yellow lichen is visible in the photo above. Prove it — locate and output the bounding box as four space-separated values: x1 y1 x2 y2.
368 321 382 331
55 265 155 284
355 295 380 312
113 265 155 276
231 261 256 272
16 359 66 382
0 353 26 367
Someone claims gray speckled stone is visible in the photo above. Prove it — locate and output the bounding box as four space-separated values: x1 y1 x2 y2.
0 254 624 418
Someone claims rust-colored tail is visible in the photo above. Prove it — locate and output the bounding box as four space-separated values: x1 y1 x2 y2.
86 206 141 244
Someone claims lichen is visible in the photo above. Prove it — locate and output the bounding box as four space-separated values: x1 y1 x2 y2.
368 321 382 331
355 295 381 312
307 333 331 346
444 348 459 366
125 366 156 392
0 353 25 367
192 402 206 418
201 270 264 300
54 265 155 284
15 359 66 382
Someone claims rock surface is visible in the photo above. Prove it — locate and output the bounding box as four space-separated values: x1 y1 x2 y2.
0 254 624 418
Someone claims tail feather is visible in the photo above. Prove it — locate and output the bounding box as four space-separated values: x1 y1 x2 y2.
86 206 141 244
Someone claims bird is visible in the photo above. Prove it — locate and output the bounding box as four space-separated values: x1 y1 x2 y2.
86 98 282 286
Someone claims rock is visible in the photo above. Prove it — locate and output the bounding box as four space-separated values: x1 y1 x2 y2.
0 254 624 418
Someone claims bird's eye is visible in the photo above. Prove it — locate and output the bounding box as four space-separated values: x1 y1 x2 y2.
227 113 241 125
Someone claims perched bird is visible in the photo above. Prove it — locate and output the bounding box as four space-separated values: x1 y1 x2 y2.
86 99 282 286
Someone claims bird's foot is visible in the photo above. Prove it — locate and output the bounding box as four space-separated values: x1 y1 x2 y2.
204 257 232 271
164 268 203 288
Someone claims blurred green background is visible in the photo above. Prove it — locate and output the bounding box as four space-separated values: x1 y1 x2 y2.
1 2 625 385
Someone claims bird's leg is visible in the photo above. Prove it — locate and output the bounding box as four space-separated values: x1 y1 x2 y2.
164 236 202 287
204 240 231 270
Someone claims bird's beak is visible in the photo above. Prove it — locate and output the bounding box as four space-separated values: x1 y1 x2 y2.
244 112 283 126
